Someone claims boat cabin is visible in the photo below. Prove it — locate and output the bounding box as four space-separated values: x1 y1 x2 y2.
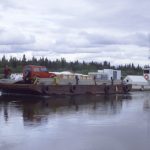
143 67 150 80
23 65 56 80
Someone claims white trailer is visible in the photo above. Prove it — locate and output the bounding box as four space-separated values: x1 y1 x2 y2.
89 69 121 80
98 69 121 80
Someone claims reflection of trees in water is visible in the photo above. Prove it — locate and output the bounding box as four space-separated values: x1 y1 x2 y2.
0 100 9 123
143 98 150 136
143 99 150 110
0 94 132 126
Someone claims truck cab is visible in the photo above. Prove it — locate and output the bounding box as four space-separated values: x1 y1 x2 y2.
23 65 56 82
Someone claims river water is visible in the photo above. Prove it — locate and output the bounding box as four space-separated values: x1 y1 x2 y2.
0 92 150 150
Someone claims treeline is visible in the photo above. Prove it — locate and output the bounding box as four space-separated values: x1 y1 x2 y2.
0 55 143 76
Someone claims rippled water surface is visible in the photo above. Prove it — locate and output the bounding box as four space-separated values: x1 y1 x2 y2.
0 92 150 150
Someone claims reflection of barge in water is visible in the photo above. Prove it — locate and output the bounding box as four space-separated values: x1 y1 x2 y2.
0 94 132 126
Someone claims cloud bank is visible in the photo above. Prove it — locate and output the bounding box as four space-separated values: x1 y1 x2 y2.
0 0 150 65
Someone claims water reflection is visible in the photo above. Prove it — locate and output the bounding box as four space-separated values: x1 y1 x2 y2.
2 93 150 150
143 99 150 110
0 94 131 126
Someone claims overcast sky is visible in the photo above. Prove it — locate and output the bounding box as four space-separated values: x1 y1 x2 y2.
0 0 150 65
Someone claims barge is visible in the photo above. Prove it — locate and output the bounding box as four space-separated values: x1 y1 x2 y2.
0 65 132 95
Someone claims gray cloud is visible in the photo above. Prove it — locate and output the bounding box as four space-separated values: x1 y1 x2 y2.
81 32 150 47
0 28 35 45
0 0 17 10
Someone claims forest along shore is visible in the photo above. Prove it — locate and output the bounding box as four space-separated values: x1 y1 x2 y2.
0 55 143 76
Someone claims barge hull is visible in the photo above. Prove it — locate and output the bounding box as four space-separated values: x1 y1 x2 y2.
0 83 132 95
